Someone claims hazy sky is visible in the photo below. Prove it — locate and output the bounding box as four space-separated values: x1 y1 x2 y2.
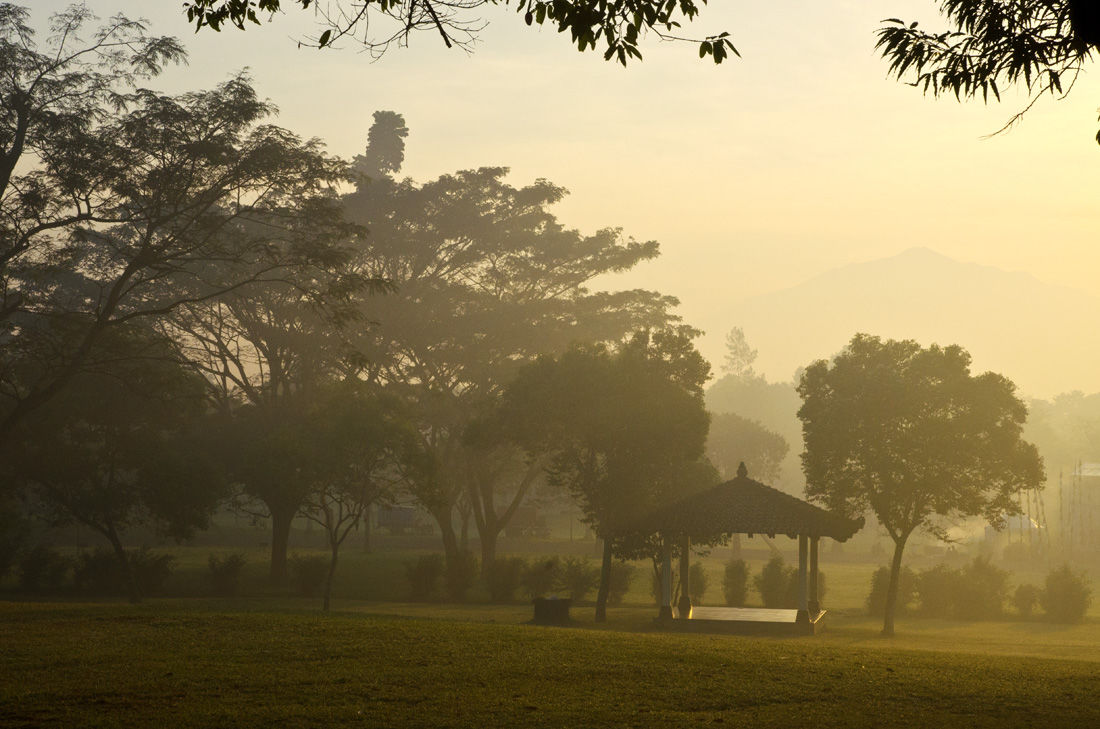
30 1 1100 388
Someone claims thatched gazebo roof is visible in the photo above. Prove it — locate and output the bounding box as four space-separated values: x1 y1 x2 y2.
646 464 864 542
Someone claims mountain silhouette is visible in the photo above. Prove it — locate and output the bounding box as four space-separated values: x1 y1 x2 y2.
733 247 1100 399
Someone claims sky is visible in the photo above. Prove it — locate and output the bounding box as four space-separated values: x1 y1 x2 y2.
29 1 1100 391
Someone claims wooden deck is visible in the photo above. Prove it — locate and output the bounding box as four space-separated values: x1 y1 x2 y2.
655 607 826 636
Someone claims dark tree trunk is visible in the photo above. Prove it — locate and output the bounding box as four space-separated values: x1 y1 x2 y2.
479 528 498 580
459 508 470 551
270 507 294 586
323 540 338 612
362 503 372 553
432 506 460 568
105 526 140 604
594 538 613 623
882 534 909 637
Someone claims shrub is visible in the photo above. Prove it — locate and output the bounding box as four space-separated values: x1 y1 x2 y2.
866 565 917 617
912 558 1010 620
775 566 827 609
407 553 445 602
1041 565 1092 624
560 557 600 601
129 549 174 596
954 557 1009 620
723 559 749 607
73 549 127 595
522 557 562 599
1013 584 1041 619
208 553 248 597
444 550 478 602
606 561 634 606
289 554 329 598
689 562 708 605
915 563 960 618
72 548 173 597
754 556 794 608
18 546 70 591
486 557 526 603
0 501 30 581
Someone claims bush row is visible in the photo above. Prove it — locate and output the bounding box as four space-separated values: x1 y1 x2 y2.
865 558 1092 623
406 553 635 604
16 546 176 597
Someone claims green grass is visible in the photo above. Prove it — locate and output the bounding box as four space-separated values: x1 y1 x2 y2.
3 600 1100 728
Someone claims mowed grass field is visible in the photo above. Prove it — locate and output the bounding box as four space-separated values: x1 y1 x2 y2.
3 600 1100 728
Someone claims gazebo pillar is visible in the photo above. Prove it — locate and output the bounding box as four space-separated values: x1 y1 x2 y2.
808 536 820 615
658 540 673 620
796 534 809 627
678 536 692 619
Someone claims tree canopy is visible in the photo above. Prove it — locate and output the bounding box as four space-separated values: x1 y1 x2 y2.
501 329 714 620
877 0 1100 142
5 325 222 602
797 333 1044 635
180 0 738 65
342 115 684 575
706 411 788 484
0 4 356 447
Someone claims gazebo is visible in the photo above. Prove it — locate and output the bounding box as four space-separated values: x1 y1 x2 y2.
649 463 863 635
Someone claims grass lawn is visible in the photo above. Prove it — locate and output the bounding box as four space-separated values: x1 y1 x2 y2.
2 600 1099 728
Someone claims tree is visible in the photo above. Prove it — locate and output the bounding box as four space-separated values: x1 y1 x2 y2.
706 412 788 483
797 333 1044 636
295 382 412 611
0 24 356 452
721 327 757 379
352 111 409 183
343 119 682 576
501 329 713 621
0 5 183 266
5 325 222 603
167 198 381 583
877 1 1100 142
180 0 739 65
705 369 802 492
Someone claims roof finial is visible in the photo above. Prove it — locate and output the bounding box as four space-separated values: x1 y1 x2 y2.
737 462 748 479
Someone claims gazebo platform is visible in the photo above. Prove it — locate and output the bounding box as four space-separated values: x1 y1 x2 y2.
656 607 827 636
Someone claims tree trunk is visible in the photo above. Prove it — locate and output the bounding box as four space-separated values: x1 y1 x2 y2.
270 507 294 586
362 503 372 553
459 508 470 551
479 528 498 580
882 534 909 637
105 526 140 605
433 507 461 568
594 538 613 623
323 540 338 612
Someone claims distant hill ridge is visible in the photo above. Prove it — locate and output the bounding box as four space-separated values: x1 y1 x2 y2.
734 247 1100 399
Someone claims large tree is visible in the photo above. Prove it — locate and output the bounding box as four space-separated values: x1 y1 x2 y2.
167 204 380 583
5 325 222 603
797 333 1044 636
706 412 788 484
501 329 713 621
272 381 411 608
343 119 682 575
180 0 739 65
877 1 1100 142
0 7 355 449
